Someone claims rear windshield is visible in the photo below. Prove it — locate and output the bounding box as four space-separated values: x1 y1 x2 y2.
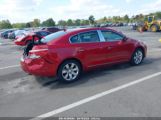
41 31 66 43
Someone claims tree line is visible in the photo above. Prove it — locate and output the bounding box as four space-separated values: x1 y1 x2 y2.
0 11 161 29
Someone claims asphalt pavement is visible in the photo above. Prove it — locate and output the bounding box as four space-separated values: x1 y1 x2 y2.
0 27 161 119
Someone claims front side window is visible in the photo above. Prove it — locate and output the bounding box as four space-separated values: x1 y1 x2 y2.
79 31 100 43
101 31 123 42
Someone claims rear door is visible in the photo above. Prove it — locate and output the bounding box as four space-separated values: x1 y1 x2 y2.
70 31 106 67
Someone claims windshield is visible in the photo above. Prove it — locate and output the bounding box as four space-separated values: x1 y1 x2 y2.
148 17 153 23
41 31 66 43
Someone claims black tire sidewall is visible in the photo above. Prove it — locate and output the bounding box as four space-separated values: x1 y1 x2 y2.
57 60 81 83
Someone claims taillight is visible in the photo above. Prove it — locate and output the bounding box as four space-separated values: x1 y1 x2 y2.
28 54 41 59
29 48 48 59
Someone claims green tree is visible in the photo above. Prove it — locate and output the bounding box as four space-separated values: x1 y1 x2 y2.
75 19 81 26
33 19 40 27
66 19 73 26
42 18 55 27
12 23 26 28
103 17 108 23
57 20 67 26
97 16 109 24
89 15 95 25
112 16 122 23
123 15 130 22
80 19 89 25
26 22 32 28
138 14 144 21
0 20 12 29
155 11 161 19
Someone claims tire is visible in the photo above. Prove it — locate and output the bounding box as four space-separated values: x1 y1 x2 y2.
4 35 8 39
130 48 144 66
57 60 82 83
150 25 158 32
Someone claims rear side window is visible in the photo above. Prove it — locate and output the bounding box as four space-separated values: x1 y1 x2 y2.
70 31 100 43
101 31 123 42
79 31 100 43
70 35 80 43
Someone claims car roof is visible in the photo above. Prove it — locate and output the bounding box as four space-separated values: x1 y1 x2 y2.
3 29 14 32
65 27 116 34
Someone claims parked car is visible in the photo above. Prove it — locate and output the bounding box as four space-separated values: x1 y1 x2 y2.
21 27 147 83
14 31 51 46
123 23 128 26
8 30 27 39
1 29 14 39
41 27 64 33
15 30 30 40
131 22 144 30
118 22 124 26
101 22 113 27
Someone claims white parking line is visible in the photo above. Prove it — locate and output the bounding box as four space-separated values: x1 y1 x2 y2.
31 72 161 120
0 65 20 70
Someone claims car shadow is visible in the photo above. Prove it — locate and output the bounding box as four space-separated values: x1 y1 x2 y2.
34 56 161 89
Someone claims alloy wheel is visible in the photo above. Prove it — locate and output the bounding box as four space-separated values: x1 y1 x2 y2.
62 63 79 81
133 50 143 65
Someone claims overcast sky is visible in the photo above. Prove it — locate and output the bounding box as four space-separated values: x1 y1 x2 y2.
0 0 161 23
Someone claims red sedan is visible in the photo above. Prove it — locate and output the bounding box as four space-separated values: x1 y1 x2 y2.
21 27 147 82
14 31 51 46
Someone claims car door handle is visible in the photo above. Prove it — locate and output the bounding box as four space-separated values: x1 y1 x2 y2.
107 46 113 49
78 48 85 52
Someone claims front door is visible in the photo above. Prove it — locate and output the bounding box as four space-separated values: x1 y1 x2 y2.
100 30 133 64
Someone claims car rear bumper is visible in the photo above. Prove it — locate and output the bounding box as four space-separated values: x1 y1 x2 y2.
15 41 25 46
21 57 57 77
